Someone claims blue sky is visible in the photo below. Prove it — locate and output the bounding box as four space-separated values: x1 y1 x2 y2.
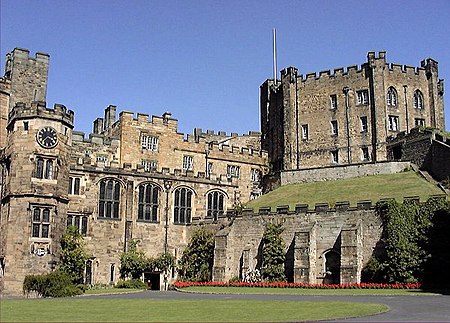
1 0 449 135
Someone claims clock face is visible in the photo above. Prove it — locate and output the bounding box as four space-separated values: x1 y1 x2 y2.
36 127 58 148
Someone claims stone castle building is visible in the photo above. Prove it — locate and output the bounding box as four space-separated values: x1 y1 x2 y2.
261 51 445 172
0 48 446 296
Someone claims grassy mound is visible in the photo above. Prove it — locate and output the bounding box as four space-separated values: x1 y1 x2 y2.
247 171 444 211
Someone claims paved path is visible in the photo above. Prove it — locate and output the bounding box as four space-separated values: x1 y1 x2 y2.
84 290 450 322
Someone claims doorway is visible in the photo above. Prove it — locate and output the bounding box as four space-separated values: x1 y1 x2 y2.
144 272 161 290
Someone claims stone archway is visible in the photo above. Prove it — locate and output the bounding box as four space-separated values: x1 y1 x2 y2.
323 250 340 284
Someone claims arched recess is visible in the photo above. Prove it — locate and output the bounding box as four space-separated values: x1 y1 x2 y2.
322 249 340 284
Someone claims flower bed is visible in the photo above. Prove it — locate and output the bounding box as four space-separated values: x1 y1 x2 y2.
173 281 422 289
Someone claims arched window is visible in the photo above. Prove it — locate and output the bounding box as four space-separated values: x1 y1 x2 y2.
137 183 160 222
173 187 193 224
386 87 397 106
414 90 424 110
207 191 225 221
98 179 120 219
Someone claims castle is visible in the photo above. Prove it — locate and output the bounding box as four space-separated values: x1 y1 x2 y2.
0 48 447 296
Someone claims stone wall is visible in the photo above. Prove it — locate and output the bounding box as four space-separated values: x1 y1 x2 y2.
281 161 411 184
213 204 383 284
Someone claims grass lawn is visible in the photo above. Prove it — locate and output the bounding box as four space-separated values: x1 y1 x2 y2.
246 171 445 211
1 299 387 322
179 286 435 296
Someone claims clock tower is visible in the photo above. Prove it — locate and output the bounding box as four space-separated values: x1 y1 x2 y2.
0 49 74 296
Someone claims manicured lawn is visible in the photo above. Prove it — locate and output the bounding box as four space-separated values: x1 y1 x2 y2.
180 286 434 296
246 171 445 211
1 299 387 322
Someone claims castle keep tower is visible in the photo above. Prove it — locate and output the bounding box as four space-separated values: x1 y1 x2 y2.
261 51 445 172
0 49 74 295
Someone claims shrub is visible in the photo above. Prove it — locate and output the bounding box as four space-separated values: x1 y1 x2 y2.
262 222 286 282
23 270 83 297
115 278 147 289
178 228 215 282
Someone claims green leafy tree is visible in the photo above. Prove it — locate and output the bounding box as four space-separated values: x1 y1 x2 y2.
261 222 286 281
178 228 215 281
119 240 147 279
59 225 88 284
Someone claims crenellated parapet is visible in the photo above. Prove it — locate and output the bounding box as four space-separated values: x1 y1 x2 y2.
238 195 446 217
7 101 74 128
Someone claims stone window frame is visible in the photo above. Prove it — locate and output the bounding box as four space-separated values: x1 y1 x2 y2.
330 94 337 110
360 116 368 133
331 149 339 164
414 118 425 127
35 156 56 180
388 115 400 132
141 134 159 151
68 177 81 195
330 120 338 136
173 186 193 224
137 182 160 222
182 155 194 171
301 124 309 140
98 179 121 219
206 190 226 221
226 165 240 178
413 90 424 110
67 213 88 236
356 89 369 105
251 168 261 183
141 159 158 172
361 147 370 162
31 205 53 238
386 87 398 107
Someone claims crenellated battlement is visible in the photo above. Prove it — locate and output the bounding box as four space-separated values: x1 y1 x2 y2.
241 195 447 216
282 51 433 86
207 141 267 158
7 101 74 127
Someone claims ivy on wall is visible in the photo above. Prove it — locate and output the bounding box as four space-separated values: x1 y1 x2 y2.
261 222 286 282
365 197 450 287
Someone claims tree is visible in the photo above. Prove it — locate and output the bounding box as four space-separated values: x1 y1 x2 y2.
178 228 215 281
119 240 147 279
261 222 286 282
59 225 88 284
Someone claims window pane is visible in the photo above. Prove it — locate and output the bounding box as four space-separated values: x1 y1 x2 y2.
144 205 151 221
114 183 120 201
98 201 104 217
106 181 113 200
36 158 44 178
106 201 112 218
45 160 53 179
41 224 49 238
81 217 88 235
138 204 143 220
99 182 106 200
32 224 40 237
42 209 50 222
113 202 119 218
152 206 158 221
174 207 179 223
145 185 152 203
33 208 41 222
69 177 73 194
74 178 80 195
67 215 73 227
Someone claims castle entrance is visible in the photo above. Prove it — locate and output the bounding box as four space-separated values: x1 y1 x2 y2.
144 272 161 290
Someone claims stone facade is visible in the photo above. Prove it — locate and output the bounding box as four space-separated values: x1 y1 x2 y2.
0 48 267 296
213 203 382 284
387 128 450 181
261 51 445 172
